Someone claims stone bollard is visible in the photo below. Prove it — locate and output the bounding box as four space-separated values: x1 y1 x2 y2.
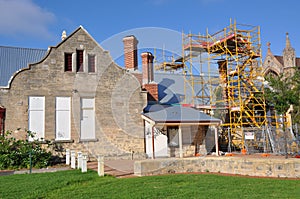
71 150 76 169
77 152 82 169
66 149 70 165
97 156 104 176
81 154 87 173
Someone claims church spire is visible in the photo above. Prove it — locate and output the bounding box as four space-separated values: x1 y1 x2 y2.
267 42 272 55
285 32 291 49
283 32 296 74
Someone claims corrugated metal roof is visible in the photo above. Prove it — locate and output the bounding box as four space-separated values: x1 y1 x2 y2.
143 104 220 123
0 46 47 87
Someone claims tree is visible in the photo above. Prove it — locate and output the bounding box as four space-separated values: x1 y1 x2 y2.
265 73 298 114
264 69 300 157
290 70 300 128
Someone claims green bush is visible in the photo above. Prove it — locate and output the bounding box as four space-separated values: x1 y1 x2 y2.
0 130 52 170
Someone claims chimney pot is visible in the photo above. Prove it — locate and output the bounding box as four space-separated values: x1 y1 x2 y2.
61 30 67 40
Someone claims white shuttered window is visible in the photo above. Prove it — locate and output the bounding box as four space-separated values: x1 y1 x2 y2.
56 97 71 140
28 96 45 141
80 98 95 140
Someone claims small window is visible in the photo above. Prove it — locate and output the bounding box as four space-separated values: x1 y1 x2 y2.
88 54 96 73
167 126 179 147
76 50 84 72
64 53 72 72
181 126 192 144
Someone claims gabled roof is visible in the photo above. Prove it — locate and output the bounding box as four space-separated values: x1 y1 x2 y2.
142 104 221 124
0 46 47 87
296 58 300 68
0 26 109 88
271 55 300 69
274 55 284 66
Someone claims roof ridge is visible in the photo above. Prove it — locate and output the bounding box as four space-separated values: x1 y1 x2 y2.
274 54 300 59
0 45 47 51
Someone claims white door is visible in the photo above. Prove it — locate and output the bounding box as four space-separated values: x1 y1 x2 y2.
145 121 153 157
28 96 45 141
154 132 168 157
145 121 168 158
80 98 95 140
56 97 71 140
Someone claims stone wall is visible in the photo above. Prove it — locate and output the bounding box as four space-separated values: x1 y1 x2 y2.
0 27 147 160
134 157 300 178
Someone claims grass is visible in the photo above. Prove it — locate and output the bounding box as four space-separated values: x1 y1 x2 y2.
0 170 299 199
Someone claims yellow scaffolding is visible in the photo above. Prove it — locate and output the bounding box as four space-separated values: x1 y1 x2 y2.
153 20 298 153
154 48 184 72
181 21 267 149
152 20 273 151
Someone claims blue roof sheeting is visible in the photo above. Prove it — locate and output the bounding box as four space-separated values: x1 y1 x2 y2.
154 72 218 105
143 104 220 123
0 46 47 87
154 73 193 104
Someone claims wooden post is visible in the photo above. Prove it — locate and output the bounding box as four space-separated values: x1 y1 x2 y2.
81 154 87 173
77 152 82 169
66 149 70 165
179 126 183 158
152 125 155 159
227 128 232 153
71 150 76 169
97 156 104 176
214 126 219 156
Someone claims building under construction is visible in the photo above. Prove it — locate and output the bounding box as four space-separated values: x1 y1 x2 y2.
155 21 298 154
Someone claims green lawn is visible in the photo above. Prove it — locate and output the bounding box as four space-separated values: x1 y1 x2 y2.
0 170 299 199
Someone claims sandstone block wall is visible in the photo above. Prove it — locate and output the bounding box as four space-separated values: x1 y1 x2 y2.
134 157 300 178
0 27 147 160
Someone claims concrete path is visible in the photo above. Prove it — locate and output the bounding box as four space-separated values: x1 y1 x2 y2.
88 160 135 178
0 170 14 176
0 160 135 178
0 167 70 176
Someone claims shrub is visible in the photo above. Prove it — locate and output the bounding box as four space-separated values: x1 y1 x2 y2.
0 130 52 170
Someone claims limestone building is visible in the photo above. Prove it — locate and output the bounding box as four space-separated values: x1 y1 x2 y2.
0 27 220 160
0 27 147 159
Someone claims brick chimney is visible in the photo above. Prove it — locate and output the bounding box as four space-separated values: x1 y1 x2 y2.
141 52 158 102
123 35 138 70
141 52 154 84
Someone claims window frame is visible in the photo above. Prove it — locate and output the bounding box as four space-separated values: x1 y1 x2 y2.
28 96 45 141
64 53 73 72
88 54 96 73
55 97 71 141
76 49 84 72
80 98 96 141
167 126 179 147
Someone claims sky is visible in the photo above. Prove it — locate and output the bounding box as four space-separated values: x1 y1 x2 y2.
0 0 299 65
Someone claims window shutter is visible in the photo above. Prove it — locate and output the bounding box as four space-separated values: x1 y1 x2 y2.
64 53 72 71
88 54 95 72
76 50 84 72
